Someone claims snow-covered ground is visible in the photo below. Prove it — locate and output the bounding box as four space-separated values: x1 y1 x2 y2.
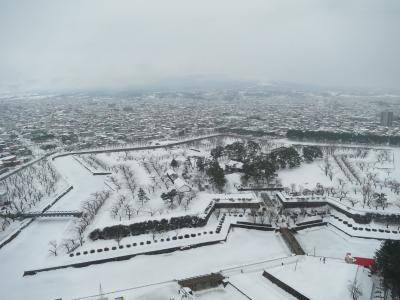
1 137 397 299
229 271 296 300
268 256 372 300
196 285 249 300
296 226 382 258
278 159 332 188
0 228 289 299
0 155 108 299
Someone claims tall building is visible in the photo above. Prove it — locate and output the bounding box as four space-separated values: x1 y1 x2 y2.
380 111 394 127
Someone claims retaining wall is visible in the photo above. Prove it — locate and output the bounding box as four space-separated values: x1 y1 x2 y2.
262 270 310 300
292 222 327 231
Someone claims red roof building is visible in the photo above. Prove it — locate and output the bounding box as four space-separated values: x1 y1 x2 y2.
353 257 375 268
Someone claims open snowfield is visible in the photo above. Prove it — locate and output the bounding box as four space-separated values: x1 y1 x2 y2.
296 226 382 258
0 228 289 299
278 159 332 187
268 256 372 300
229 271 296 300
52 156 106 211
195 286 249 300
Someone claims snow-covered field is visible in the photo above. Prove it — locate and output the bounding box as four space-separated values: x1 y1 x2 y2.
0 228 289 299
229 271 296 300
297 226 382 258
278 159 332 188
268 256 372 300
1 137 398 299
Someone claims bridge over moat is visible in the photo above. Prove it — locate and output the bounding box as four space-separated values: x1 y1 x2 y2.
0 210 83 219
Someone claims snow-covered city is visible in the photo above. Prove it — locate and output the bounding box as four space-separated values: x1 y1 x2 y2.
1 1 400 299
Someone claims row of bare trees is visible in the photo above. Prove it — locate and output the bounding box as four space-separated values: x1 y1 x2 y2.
333 155 356 184
1 160 60 231
109 164 155 220
341 155 362 184
58 190 111 255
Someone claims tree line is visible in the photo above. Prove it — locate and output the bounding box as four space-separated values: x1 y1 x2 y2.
209 141 322 183
0 160 60 231
287 129 400 145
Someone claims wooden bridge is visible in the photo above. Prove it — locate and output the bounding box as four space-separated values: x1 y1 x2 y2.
0 210 83 219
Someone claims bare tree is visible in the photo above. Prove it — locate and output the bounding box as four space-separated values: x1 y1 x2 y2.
124 203 135 220
348 280 363 300
258 210 267 224
362 184 373 206
321 157 332 176
348 198 359 207
110 204 120 219
114 229 124 247
250 208 258 223
150 228 158 241
61 238 79 254
328 170 334 181
48 240 58 256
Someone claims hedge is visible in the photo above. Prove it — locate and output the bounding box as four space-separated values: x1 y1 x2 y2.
89 215 207 241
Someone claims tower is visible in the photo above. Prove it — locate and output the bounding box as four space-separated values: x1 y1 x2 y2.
380 111 394 127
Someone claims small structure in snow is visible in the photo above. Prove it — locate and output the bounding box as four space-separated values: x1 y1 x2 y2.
178 273 225 292
345 253 375 269
174 177 191 192
0 155 19 167
225 160 244 173
166 169 179 182
166 169 191 192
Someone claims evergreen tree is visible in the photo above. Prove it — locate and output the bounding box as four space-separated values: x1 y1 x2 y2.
375 240 400 298
224 142 247 162
246 140 261 159
303 146 323 162
375 193 388 209
206 160 226 192
161 189 177 207
170 158 178 169
210 145 224 159
196 157 205 172
137 187 149 206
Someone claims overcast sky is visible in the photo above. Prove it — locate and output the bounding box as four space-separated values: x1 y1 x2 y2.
0 0 399 92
